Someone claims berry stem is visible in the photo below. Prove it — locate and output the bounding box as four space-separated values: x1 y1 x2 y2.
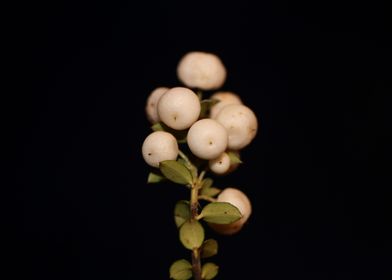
178 150 192 166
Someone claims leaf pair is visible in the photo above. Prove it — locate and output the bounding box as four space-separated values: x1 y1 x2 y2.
174 200 242 251
175 201 242 228
170 260 219 280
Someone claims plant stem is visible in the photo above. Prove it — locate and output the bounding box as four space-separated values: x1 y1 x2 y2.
190 186 199 218
190 174 203 280
192 248 202 280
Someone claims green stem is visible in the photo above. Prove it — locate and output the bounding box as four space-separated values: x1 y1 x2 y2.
190 173 203 280
198 170 206 183
179 150 192 166
190 186 199 218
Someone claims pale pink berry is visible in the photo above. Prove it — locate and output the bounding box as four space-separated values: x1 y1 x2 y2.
157 87 201 130
177 52 226 90
142 131 178 168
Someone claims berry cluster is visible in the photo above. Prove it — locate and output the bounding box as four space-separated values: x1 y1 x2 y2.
142 52 258 280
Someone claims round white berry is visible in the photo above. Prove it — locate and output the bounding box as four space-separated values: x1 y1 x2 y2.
157 87 201 130
187 119 228 160
210 91 242 119
210 188 252 235
177 52 226 90
142 131 179 168
145 87 169 123
215 104 258 150
208 152 231 175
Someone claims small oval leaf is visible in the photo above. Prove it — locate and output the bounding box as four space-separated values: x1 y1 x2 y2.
227 151 242 164
201 239 218 258
201 187 221 197
160 160 193 185
200 202 242 224
147 172 166 183
200 178 221 197
169 259 192 280
201 262 219 280
179 220 205 250
174 200 190 228
201 178 213 189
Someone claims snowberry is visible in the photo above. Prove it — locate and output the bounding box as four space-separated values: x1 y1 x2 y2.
210 188 252 235
187 119 228 160
210 91 242 119
142 131 179 168
215 104 258 150
208 152 231 175
177 52 226 90
157 87 201 130
145 87 169 123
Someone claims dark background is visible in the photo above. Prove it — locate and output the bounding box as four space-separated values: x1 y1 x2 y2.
12 1 391 279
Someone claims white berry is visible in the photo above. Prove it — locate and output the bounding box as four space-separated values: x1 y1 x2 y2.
210 188 252 235
142 131 178 168
187 119 228 160
157 87 201 130
177 52 226 90
145 87 169 123
208 152 231 174
215 104 258 150
210 91 242 119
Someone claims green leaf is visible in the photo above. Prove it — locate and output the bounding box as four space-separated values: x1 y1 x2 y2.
177 158 188 166
147 172 165 183
179 220 205 250
201 178 213 189
201 239 218 258
227 151 242 164
200 187 221 197
160 160 193 185
174 200 191 228
199 99 219 118
200 202 242 224
169 259 192 280
151 122 165 132
177 158 197 181
200 178 221 197
201 263 219 280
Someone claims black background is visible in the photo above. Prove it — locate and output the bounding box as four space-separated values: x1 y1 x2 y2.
13 1 391 279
